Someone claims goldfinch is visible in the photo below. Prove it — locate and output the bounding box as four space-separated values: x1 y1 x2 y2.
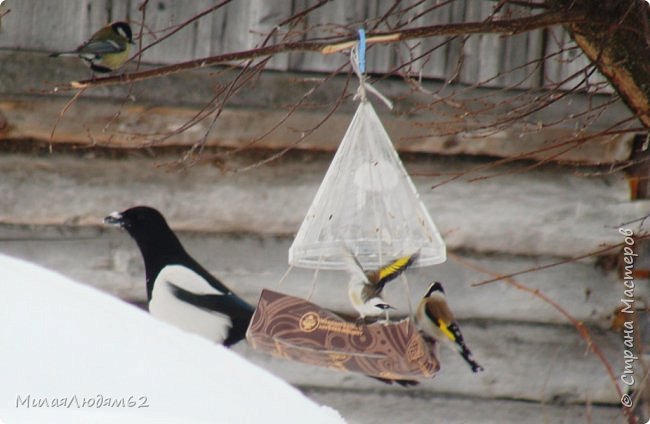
342 250 419 321
49 21 134 73
414 282 483 373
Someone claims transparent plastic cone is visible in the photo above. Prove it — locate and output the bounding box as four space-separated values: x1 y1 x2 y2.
289 101 446 270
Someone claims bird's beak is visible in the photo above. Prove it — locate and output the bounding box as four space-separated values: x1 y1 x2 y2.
104 211 124 226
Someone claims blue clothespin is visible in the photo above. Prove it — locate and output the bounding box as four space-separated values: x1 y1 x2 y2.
357 28 366 74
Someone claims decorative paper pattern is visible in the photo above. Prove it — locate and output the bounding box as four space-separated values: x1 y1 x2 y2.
247 289 439 380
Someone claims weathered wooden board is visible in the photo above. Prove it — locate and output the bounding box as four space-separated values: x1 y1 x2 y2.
0 225 636 328
394 0 485 82
135 0 217 65
0 0 98 51
0 153 645 258
544 26 611 93
305 389 625 424
0 96 634 164
0 49 635 164
234 321 623 405
288 0 364 73
460 2 495 86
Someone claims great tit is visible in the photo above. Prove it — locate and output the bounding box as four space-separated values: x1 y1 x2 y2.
49 21 134 73
342 250 419 321
104 206 254 347
414 282 483 373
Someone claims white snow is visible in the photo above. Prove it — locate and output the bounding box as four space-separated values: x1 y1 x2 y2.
0 254 345 424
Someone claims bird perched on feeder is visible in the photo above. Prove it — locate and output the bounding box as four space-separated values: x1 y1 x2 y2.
342 249 419 322
414 282 483 373
104 206 254 347
49 21 134 73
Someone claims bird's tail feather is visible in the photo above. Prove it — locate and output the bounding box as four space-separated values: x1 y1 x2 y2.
459 346 484 373
340 245 368 282
49 51 77 58
447 322 483 373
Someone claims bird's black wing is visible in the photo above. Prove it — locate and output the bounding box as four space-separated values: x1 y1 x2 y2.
167 282 254 321
375 252 419 292
167 282 254 347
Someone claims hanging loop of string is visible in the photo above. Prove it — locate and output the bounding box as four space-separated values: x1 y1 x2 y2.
350 29 393 110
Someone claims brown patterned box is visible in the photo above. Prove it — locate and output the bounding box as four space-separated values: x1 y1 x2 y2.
246 289 439 381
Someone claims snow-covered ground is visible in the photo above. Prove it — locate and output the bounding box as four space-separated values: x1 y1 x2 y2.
0 254 345 424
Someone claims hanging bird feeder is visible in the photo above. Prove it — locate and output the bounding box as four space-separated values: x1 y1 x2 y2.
288 99 446 270
247 30 445 382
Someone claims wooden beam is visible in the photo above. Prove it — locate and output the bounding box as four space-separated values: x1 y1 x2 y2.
0 153 646 258
0 51 638 164
0 96 635 164
0 222 628 327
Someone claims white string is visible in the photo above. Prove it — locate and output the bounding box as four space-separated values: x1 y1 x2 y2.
350 44 394 110
276 264 294 286
401 273 413 317
307 265 320 301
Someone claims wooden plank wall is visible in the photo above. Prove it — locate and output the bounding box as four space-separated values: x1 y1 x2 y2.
0 48 635 165
0 0 609 91
0 151 646 423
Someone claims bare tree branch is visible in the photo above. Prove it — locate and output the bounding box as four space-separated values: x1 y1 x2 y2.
56 10 591 90
129 0 233 62
450 252 631 420
553 0 650 127
472 235 650 287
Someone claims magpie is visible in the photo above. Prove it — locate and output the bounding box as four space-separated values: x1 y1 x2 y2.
104 206 254 347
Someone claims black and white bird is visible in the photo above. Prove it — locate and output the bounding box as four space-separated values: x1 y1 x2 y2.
414 282 483 373
342 250 419 321
104 206 254 347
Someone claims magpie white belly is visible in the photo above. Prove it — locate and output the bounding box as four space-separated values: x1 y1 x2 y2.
149 265 232 343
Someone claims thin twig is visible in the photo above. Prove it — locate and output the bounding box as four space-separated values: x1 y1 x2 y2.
449 252 628 418
129 0 233 64
56 10 590 90
102 0 150 134
231 73 352 173
472 235 649 287
48 87 87 153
